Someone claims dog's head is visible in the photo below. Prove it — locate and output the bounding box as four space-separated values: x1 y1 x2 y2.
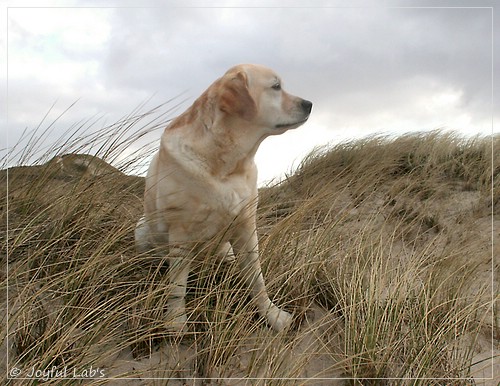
217 64 312 133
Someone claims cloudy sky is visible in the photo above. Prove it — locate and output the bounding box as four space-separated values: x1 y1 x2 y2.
2 0 498 184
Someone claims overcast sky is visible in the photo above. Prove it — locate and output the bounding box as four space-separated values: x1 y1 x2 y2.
2 0 499 184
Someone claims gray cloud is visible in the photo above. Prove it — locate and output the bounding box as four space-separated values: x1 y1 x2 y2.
3 1 498 181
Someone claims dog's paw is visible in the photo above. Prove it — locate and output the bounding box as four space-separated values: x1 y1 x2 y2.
266 305 293 332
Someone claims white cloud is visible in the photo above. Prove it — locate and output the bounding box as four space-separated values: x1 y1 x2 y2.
3 2 498 182
7 8 113 127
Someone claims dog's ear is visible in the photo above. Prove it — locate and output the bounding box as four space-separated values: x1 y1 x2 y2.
219 71 257 121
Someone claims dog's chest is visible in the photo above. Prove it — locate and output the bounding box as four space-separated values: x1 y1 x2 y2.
164 137 257 234
204 175 255 219
169 175 254 241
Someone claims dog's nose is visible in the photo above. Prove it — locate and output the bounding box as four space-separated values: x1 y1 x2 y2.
301 99 313 114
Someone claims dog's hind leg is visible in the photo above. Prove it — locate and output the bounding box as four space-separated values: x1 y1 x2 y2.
218 242 236 262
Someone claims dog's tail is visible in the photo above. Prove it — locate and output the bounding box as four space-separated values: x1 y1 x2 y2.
134 216 153 253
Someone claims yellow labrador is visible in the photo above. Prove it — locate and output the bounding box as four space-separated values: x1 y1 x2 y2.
135 64 312 332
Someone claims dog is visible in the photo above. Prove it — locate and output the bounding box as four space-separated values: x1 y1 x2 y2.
135 64 312 332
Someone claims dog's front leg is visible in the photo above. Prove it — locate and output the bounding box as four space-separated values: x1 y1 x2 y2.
232 225 292 332
167 244 191 333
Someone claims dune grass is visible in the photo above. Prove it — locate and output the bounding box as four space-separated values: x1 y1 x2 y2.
1 107 497 385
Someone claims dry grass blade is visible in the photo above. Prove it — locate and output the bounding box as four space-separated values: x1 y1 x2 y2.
1 107 497 385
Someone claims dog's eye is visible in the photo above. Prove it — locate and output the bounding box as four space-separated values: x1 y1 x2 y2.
271 83 281 91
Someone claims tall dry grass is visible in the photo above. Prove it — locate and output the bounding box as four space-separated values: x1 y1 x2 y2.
1 105 497 385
